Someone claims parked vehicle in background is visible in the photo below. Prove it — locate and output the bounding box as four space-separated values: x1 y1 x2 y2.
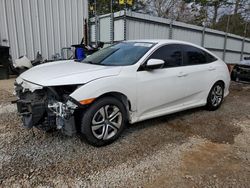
231 57 250 82
14 40 230 146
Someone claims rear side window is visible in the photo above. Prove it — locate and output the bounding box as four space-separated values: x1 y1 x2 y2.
149 44 182 68
182 45 217 66
206 52 217 63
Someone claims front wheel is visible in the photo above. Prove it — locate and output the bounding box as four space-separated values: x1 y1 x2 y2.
80 97 127 147
206 82 224 111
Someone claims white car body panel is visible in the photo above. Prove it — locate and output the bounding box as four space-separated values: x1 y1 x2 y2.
20 60 122 86
70 65 138 112
136 60 229 122
137 66 190 120
17 40 230 124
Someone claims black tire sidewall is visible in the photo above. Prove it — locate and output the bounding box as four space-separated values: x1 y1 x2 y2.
80 97 127 146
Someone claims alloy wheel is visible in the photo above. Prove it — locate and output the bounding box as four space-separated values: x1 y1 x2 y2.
91 105 123 140
211 85 223 107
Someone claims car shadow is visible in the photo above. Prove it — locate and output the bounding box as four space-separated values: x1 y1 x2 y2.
124 106 242 145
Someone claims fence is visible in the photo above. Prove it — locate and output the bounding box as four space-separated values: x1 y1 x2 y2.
90 10 250 64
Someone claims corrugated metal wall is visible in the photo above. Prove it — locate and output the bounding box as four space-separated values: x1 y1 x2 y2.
90 11 250 64
0 0 88 60
99 15 111 43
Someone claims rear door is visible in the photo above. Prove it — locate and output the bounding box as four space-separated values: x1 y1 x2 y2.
180 44 218 105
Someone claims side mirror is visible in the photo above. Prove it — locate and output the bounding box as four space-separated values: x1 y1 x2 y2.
146 59 165 70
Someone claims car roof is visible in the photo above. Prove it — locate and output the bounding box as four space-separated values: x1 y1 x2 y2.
127 39 195 45
125 39 222 61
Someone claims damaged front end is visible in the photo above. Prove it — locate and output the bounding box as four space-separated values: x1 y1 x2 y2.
15 79 79 136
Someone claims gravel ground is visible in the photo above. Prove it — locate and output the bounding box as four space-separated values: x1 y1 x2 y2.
0 79 250 187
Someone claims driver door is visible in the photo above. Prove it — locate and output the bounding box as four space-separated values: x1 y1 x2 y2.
136 44 188 121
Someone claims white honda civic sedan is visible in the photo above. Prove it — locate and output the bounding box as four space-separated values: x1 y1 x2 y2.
15 40 230 146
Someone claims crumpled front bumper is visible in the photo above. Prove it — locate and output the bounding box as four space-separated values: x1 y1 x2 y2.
15 86 57 131
14 79 78 135
16 98 47 129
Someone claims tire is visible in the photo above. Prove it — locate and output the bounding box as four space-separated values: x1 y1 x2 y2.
80 97 127 147
206 82 224 111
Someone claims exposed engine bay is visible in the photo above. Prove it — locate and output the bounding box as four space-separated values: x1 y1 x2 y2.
15 80 80 136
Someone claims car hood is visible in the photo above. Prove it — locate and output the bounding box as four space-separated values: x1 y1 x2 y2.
19 60 122 86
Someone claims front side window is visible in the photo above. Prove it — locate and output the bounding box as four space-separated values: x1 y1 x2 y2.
82 42 154 66
182 45 217 66
149 44 183 68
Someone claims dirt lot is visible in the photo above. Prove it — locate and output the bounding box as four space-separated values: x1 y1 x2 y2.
0 79 250 187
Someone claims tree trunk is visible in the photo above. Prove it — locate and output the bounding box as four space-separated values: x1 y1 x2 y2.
212 2 219 27
177 1 185 21
234 0 240 14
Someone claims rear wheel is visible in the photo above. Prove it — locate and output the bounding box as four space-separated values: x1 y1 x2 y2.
80 97 126 147
206 82 224 111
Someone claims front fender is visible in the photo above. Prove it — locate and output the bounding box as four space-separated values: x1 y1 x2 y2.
69 76 137 111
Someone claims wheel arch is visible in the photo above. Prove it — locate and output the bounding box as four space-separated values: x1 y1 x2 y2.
208 80 225 97
206 80 226 101
214 80 225 88
96 92 132 122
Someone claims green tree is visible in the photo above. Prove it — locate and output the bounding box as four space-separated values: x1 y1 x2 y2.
89 0 122 16
213 14 250 38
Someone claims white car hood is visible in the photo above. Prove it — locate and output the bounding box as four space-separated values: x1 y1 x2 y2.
19 60 122 86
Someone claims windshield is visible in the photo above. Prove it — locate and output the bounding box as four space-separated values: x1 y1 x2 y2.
82 42 154 66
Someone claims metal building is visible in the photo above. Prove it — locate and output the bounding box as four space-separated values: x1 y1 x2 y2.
90 11 250 64
0 0 88 60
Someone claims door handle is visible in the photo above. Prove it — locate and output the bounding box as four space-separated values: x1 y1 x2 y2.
178 72 188 77
208 67 216 71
